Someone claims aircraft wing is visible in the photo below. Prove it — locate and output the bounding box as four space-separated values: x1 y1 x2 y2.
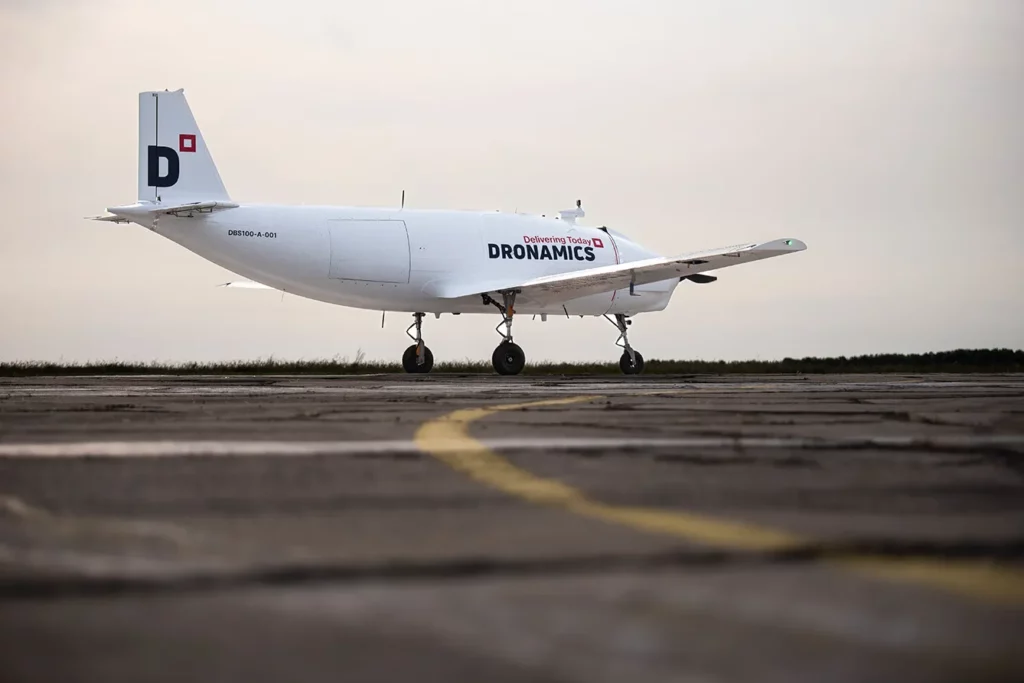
439 238 806 306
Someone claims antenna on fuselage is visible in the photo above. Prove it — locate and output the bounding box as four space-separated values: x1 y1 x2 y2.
401 190 405 209
559 199 585 224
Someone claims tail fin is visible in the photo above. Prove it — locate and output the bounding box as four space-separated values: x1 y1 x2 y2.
138 89 230 204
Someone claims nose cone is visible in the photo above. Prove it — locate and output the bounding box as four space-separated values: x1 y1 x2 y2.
609 231 661 261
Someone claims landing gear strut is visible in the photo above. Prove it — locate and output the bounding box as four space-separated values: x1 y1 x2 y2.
402 312 434 373
483 291 526 375
606 313 644 375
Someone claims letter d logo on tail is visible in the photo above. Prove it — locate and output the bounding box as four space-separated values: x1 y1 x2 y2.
137 89 231 203
147 146 179 188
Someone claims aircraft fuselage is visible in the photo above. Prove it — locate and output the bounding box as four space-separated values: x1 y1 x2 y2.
148 205 678 316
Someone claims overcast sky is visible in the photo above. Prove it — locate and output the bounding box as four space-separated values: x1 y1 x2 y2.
1 0 1021 363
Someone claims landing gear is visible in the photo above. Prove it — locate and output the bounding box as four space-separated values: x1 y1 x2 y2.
606 313 644 375
402 312 433 374
483 291 526 375
493 341 526 376
619 350 645 375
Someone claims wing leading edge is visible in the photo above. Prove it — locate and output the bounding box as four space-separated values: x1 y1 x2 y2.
438 238 806 306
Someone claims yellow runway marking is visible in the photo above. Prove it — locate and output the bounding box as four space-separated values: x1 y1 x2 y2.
414 396 1024 606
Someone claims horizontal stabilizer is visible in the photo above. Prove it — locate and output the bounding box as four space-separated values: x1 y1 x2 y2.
218 281 274 289
88 214 131 224
90 200 239 224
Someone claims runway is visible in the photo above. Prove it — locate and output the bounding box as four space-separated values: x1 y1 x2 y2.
1 374 1023 682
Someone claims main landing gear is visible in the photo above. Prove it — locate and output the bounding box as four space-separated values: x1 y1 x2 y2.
402 312 433 374
397 302 642 377
483 291 526 375
606 313 645 375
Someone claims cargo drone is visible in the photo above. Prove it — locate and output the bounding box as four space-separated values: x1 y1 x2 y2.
94 90 806 375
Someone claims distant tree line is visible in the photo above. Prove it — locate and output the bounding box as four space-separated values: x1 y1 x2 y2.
1 349 1021 376
640 349 1024 375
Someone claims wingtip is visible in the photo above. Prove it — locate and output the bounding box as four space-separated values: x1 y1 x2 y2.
768 238 807 252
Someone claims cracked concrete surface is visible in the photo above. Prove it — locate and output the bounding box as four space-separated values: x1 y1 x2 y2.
0 374 1022 682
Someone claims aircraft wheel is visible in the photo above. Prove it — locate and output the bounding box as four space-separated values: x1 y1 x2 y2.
619 351 645 375
492 341 526 376
402 344 434 374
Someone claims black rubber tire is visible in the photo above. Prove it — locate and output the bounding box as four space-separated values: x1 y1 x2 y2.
402 344 434 374
619 351 645 375
492 341 526 376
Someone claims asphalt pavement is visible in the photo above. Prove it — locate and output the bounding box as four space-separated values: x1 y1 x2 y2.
1 374 1022 682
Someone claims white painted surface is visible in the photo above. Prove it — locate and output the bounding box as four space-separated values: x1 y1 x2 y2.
101 90 805 317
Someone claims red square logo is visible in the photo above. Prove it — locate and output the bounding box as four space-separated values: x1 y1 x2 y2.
179 134 196 153
592 237 604 249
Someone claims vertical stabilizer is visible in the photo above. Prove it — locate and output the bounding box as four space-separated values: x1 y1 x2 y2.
138 90 230 204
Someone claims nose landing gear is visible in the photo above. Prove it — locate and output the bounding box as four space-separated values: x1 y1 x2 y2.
483 291 526 375
606 313 644 375
402 312 434 374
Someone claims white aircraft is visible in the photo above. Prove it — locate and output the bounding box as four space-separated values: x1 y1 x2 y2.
93 90 806 375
